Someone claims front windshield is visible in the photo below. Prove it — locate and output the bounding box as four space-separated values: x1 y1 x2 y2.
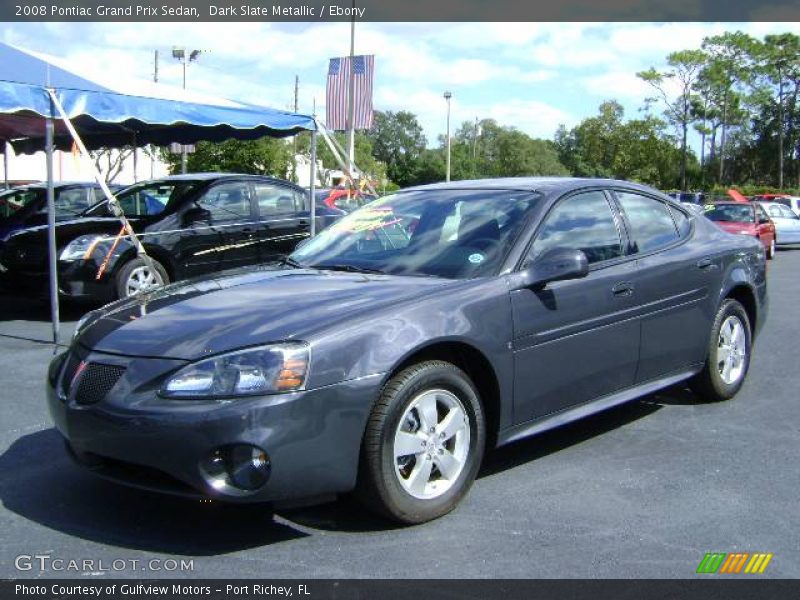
704 204 754 223
0 188 43 218
82 181 201 218
291 189 541 279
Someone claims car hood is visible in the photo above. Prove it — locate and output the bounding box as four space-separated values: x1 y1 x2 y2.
5 217 142 248
78 266 457 360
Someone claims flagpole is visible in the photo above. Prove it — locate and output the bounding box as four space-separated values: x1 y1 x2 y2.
346 0 356 177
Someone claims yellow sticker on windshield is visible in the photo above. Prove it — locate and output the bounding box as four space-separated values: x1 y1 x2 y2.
331 208 401 234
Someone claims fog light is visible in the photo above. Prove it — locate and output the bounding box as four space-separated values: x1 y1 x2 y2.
201 445 271 492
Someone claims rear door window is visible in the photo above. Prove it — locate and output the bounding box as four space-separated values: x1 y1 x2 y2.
615 191 679 253
254 184 303 217
196 182 253 222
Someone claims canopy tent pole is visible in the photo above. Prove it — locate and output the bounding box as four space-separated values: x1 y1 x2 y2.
309 129 317 237
2 143 8 189
45 93 60 347
46 89 157 291
132 132 138 183
315 119 378 197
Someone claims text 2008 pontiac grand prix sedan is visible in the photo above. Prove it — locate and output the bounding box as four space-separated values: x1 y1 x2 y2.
47 178 767 524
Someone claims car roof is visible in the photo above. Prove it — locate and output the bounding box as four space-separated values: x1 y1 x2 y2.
401 177 666 196
9 181 99 190
156 172 288 182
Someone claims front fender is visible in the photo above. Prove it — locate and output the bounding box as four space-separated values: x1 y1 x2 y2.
307 277 515 430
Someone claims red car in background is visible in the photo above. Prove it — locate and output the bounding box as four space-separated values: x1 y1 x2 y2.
704 201 777 259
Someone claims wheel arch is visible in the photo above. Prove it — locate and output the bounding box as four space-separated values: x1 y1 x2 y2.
724 283 758 335
378 339 503 448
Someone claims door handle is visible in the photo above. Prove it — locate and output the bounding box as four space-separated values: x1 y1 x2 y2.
696 258 717 271
612 282 634 297
298 220 310 229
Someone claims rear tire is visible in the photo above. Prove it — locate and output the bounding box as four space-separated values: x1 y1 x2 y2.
767 238 776 259
115 257 169 299
689 299 752 402
356 360 485 524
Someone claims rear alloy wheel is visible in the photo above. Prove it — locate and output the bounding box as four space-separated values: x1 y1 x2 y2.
115 257 169 298
357 360 485 524
767 238 776 260
690 299 752 402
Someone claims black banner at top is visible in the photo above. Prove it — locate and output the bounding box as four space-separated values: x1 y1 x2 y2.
2 0 799 22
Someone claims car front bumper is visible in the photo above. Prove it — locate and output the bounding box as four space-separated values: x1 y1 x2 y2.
47 348 382 503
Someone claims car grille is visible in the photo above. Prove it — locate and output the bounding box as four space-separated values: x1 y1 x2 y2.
74 363 126 405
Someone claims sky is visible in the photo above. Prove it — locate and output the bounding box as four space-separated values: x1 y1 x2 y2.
0 21 796 150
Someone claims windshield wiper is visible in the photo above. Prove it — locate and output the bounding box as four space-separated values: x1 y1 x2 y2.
310 263 385 275
276 255 306 268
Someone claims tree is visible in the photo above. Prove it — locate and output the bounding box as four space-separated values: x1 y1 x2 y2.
701 32 756 184
368 111 427 187
638 49 706 190
752 33 800 188
90 147 133 183
162 138 292 177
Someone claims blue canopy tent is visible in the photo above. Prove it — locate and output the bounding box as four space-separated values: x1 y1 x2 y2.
0 42 319 345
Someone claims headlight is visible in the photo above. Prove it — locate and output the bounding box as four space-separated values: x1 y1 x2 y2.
161 342 310 399
59 235 108 261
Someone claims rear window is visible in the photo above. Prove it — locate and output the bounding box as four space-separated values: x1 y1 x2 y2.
704 204 754 223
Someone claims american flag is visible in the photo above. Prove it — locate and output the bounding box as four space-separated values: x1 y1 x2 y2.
326 55 374 131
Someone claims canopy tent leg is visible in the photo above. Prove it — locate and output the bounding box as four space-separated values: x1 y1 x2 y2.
132 132 138 183
45 100 60 348
309 130 317 237
3 143 9 189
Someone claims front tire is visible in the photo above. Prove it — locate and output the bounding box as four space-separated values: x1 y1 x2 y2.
115 257 169 299
690 299 752 402
357 360 485 524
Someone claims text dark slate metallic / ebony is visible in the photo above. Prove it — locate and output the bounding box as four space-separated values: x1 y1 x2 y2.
46 177 768 524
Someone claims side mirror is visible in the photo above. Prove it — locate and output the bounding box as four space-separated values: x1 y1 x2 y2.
183 206 211 227
510 247 589 291
758 216 770 225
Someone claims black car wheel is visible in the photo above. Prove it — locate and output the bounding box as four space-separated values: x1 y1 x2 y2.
767 238 776 260
357 360 485 524
115 257 169 299
690 299 752 402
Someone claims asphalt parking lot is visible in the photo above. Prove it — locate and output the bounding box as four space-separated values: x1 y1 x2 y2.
1 251 798 579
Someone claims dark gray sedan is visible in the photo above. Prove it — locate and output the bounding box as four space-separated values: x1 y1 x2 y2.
47 178 768 524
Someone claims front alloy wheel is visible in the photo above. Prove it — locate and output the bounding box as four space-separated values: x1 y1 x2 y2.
358 360 485 524
393 389 470 500
115 257 170 299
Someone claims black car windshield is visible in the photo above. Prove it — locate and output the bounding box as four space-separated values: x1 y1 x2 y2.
82 181 201 218
291 189 541 279
704 204 753 223
0 188 43 218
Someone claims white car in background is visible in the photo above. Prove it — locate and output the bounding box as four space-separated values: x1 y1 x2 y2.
756 201 800 247
773 196 800 217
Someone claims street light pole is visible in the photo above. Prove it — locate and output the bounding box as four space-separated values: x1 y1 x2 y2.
444 91 452 182
173 47 201 174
